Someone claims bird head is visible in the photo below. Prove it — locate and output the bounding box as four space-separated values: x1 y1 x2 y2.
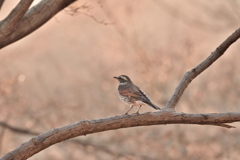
114 75 132 84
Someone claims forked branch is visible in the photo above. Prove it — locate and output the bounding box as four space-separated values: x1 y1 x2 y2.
165 28 240 110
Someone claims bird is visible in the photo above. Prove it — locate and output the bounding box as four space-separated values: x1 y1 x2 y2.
114 75 161 114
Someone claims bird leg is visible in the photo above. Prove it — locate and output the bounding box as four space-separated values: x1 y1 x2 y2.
124 105 134 115
135 105 142 114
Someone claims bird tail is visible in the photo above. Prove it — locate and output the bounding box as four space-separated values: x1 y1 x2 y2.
145 101 161 110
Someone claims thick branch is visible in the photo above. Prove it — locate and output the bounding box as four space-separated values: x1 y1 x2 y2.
1 111 240 160
0 0 34 39
0 0 76 49
0 122 133 158
165 28 240 110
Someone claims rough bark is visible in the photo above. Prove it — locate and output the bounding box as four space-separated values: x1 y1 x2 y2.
1 111 240 160
0 0 34 39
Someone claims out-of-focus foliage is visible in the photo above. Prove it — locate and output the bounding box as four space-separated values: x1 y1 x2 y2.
1 0 240 159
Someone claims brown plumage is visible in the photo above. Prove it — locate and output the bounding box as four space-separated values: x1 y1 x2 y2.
114 75 161 114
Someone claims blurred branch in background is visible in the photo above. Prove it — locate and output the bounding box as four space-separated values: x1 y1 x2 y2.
0 122 38 136
65 3 113 25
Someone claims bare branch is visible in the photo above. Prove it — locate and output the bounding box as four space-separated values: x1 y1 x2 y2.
65 4 113 25
0 0 76 49
0 123 134 158
165 27 240 110
1 111 240 160
0 122 142 158
79 11 113 25
0 0 34 38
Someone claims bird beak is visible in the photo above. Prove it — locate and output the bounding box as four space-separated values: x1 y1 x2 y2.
113 76 119 79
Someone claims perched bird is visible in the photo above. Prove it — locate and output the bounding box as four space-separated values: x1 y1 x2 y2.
114 75 161 114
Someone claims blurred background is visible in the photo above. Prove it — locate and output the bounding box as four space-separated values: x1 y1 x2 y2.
1 0 240 159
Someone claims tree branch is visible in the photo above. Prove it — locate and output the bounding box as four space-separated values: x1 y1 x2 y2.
165 27 240 110
0 122 136 158
1 111 240 160
0 0 76 49
0 0 34 39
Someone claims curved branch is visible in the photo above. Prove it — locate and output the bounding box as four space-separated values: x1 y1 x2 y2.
0 122 134 158
0 0 76 49
1 111 240 160
165 27 240 110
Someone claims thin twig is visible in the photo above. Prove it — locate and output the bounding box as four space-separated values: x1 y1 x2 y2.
65 4 113 25
79 11 113 25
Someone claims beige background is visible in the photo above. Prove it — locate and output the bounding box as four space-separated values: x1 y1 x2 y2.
1 0 240 159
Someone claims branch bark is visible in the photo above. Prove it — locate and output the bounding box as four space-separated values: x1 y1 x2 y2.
165 28 240 110
0 0 34 39
0 0 76 49
1 111 240 160
0 122 145 158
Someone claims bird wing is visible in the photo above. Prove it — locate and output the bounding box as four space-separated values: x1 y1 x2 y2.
132 85 152 102
119 90 141 99
119 85 151 103
119 84 160 110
